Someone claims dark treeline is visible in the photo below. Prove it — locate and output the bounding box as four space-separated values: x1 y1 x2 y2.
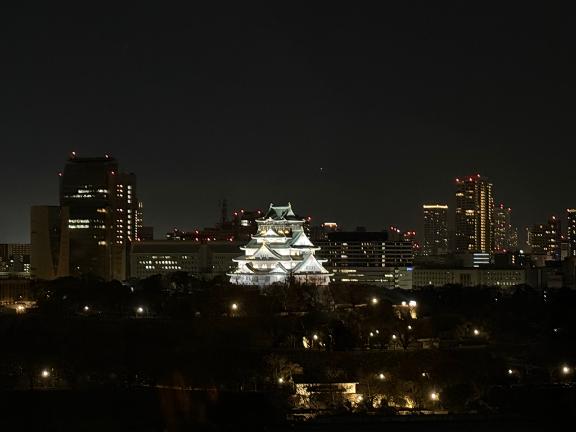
1 274 576 426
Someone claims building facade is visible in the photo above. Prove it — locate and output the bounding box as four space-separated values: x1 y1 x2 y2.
130 240 241 279
493 204 518 253
422 204 448 256
310 222 339 242
30 206 70 280
60 155 140 280
568 209 576 257
455 175 494 254
413 267 525 288
228 203 331 286
0 244 31 278
528 216 562 261
316 232 414 289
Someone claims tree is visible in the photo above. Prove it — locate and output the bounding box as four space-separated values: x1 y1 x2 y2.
262 354 302 385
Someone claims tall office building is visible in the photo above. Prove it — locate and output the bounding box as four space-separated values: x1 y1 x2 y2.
422 204 448 256
454 175 494 254
568 209 576 257
59 154 140 280
493 204 518 253
30 206 70 280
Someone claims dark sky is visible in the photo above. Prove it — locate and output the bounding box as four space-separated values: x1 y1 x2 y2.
1 6 575 243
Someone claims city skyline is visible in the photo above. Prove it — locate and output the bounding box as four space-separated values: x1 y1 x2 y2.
1 7 576 428
2 151 576 243
1 7 576 242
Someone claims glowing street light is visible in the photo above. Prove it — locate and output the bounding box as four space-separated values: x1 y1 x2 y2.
508 369 514 375
16 305 25 313
278 377 284 384
407 325 412 330
430 392 439 401
409 300 417 307
378 373 385 380
562 365 572 375
231 303 239 311
41 369 50 379
371 297 379 305
83 305 90 312
313 334 319 341
391 334 397 340
473 329 480 336
136 306 144 315
369 332 374 337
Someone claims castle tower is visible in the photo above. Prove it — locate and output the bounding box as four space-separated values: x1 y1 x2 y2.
228 203 331 286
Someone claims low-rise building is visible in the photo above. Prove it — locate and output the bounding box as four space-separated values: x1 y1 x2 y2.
316 232 413 289
413 266 526 288
0 243 31 279
130 240 242 279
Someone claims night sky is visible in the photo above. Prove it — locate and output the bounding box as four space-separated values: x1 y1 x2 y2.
1 6 575 243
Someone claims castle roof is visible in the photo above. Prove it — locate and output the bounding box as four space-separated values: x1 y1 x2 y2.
262 203 301 221
249 242 284 260
290 230 315 247
292 253 330 274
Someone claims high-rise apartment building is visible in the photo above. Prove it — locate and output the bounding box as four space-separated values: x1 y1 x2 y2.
568 209 576 257
422 204 448 256
59 154 140 280
455 175 494 253
528 216 562 260
493 204 518 253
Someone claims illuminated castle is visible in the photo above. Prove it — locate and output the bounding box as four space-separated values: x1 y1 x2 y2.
228 203 331 286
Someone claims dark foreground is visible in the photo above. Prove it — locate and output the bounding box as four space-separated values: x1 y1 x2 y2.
0 389 572 431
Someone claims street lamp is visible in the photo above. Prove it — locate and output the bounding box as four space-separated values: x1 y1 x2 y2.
508 369 514 375
136 306 144 315
83 305 90 312
41 369 50 379
311 333 319 349
430 391 439 401
16 305 25 313
278 377 284 384
409 300 417 307
562 365 572 375
378 373 385 380
371 297 379 305
231 303 238 311
473 329 480 336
